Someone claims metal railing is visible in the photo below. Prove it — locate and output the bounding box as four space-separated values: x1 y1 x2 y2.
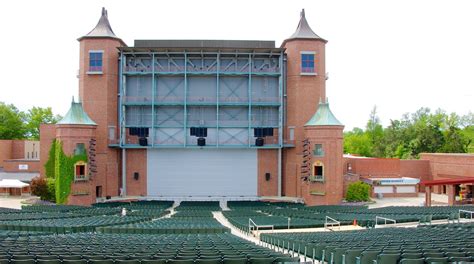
324 216 340 230
459 209 474 219
248 218 274 236
375 216 396 227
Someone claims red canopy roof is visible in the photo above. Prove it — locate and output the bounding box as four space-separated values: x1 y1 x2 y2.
421 177 474 186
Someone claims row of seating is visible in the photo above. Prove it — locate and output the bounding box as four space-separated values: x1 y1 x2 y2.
92 201 174 210
261 222 474 264
0 216 152 233
97 218 229 234
0 233 296 263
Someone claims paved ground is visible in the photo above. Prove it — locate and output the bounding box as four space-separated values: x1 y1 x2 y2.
369 193 448 208
0 196 37 209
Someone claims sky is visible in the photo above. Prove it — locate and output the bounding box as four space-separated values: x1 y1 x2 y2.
0 0 473 130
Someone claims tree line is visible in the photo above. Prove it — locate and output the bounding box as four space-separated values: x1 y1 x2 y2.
344 107 474 158
0 102 62 140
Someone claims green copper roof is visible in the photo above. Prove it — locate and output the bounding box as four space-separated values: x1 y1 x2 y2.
57 100 97 126
305 100 343 126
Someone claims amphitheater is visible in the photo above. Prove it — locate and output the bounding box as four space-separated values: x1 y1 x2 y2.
0 201 472 264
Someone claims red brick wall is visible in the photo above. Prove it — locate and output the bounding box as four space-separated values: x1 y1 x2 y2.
0 140 13 168
126 149 147 197
282 39 327 198
420 153 474 180
11 140 25 159
3 160 40 172
39 124 57 178
78 38 123 199
344 158 401 177
257 149 279 196
302 125 344 205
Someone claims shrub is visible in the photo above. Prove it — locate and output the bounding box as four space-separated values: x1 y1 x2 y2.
346 181 371 202
30 177 47 198
30 176 56 202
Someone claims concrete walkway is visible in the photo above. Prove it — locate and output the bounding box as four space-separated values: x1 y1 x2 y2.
369 193 448 208
0 196 35 209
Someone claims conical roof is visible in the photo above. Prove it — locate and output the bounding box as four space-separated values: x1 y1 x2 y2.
305 99 343 126
283 9 326 45
78 7 122 42
57 99 97 126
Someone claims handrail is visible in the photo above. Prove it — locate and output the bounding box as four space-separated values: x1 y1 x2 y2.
375 216 396 227
248 218 274 235
324 216 340 230
459 209 474 219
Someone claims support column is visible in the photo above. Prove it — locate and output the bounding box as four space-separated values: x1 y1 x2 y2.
425 186 431 207
447 184 455 205
121 148 126 196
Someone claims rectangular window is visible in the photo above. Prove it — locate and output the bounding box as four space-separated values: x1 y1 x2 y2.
313 144 324 156
89 51 103 73
289 127 295 141
76 165 85 178
301 53 315 74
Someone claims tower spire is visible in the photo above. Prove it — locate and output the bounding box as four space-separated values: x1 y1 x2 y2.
78 7 123 43
284 9 326 43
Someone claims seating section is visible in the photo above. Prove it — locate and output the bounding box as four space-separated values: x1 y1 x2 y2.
225 202 474 230
0 233 297 263
261 222 474 264
0 215 152 233
99 201 229 234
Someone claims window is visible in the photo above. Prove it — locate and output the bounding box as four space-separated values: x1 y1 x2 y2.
301 53 315 74
108 126 116 140
74 161 87 181
313 144 324 156
289 127 295 141
89 51 103 73
312 161 324 181
74 143 86 156
314 165 323 177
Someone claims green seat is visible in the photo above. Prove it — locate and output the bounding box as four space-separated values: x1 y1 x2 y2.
140 260 167 264
448 256 472 262
344 249 364 264
114 260 141 264
444 252 465 258
0 259 9 264
332 248 347 264
37 260 62 264
401 253 422 259
358 251 380 264
399 259 424 264
273 257 299 263
423 253 444 258
12 255 35 261
10 260 37 264
88 260 115 264
424 257 448 264
223 258 248 264
61 256 84 261
168 259 195 264
195 259 222 264
249 257 274 264
376 253 400 264
62 259 88 264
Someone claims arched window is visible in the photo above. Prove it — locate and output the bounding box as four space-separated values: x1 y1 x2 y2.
312 161 324 180
74 161 87 181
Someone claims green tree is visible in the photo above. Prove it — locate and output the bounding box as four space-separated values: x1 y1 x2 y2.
344 128 373 157
366 106 384 157
0 102 26 139
25 106 61 140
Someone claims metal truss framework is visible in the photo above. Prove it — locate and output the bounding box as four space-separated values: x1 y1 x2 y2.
117 50 287 149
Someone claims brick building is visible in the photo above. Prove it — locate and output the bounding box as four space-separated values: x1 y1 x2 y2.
37 8 473 206
37 8 348 205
